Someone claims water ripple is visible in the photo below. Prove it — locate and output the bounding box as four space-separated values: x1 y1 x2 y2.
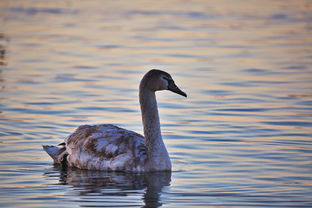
1 0 312 207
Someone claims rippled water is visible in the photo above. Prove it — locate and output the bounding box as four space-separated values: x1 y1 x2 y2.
1 0 312 207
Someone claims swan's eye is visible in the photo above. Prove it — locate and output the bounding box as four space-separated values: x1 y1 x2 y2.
161 76 174 90
162 76 173 84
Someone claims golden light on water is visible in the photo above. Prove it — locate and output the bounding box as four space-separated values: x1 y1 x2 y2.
0 0 312 207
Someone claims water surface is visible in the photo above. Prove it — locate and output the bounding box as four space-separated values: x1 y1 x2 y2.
1 0 312 207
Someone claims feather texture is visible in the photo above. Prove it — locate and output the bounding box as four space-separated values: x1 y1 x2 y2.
65 124 147 171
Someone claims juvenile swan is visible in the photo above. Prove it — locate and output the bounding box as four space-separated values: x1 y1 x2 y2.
43 69 187 172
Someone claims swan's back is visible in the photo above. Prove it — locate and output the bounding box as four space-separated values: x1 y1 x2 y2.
65 124 147 171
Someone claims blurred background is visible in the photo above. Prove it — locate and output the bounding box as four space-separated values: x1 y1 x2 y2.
0 0 311 207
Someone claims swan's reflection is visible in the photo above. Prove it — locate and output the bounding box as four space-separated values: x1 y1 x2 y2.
44 165 171 208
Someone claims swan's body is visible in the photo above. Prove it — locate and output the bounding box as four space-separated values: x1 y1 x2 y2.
43 69 186 172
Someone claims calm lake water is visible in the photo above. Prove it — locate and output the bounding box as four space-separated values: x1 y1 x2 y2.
1 0 312 207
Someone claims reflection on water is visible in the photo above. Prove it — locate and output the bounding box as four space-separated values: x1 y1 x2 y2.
0 0 312 207
44 166 171 208
0 33 8 66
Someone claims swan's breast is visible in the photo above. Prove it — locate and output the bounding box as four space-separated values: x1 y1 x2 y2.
65 124 147 171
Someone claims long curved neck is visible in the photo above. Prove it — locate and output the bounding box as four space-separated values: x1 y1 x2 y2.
139 87 171 171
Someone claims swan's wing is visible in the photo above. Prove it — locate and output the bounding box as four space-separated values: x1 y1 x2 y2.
65 124 147 171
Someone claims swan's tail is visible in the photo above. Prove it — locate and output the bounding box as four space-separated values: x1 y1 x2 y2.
42 143 67 165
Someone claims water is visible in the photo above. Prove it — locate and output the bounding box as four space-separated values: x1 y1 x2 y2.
1 0 312 207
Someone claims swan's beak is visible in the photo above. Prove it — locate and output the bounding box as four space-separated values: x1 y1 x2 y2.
168 81 187 97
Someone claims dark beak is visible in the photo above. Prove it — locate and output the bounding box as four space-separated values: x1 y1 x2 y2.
168 81 187 97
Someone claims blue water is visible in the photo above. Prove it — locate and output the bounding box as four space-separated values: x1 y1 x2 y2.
1 0 312 207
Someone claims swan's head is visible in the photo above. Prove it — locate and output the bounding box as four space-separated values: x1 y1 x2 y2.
141 69 187 97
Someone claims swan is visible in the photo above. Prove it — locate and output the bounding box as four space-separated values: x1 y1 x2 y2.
43 69 187 172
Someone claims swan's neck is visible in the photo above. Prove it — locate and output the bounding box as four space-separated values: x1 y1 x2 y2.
139 89 171 171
